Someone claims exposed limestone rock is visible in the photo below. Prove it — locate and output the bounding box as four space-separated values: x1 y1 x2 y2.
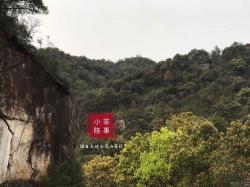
116 119 126 131
0 119 12 182
164 71 173 81
0 37 80 184
2 120 34 182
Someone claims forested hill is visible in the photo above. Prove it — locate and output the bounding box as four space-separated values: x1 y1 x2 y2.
1 0 249 185
37 43 250 141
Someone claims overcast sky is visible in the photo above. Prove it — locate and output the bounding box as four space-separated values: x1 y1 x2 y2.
36 0 250 62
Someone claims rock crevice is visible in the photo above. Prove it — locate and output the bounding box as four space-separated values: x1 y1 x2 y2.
0 37 80 184
0 116 14 135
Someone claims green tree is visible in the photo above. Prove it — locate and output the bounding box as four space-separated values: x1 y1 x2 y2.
42 159 85 187
188 49 210 64
134 129 177 187
114 113 249 187
0 0 48 44
114 133 150 186
0 0 48 16
83 155 116 187
210 119 250 186
231 58 247 74
135 113 220 187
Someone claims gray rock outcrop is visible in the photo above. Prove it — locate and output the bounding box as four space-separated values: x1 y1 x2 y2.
0 37 80 184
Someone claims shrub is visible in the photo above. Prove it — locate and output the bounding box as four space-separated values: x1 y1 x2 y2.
42 159 84 187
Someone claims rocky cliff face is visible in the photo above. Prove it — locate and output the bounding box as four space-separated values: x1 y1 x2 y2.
0 37 80 184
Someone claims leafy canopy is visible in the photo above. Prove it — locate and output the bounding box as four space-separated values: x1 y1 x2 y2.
114 113 250 187
0 0 48 16
83 155 116 187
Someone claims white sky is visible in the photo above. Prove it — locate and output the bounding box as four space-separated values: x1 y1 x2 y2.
36 0 250 62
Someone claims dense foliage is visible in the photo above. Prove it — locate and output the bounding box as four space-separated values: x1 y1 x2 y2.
83 155 116 187
37 43 250 186
37 43 250 148
1 1 249 184
112 113 250 187
0 0 48 45
42 159 84 187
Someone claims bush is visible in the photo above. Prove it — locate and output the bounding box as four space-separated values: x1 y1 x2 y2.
42 159 84 187
114 113 250 187
83 155 116 187
231 58 247 74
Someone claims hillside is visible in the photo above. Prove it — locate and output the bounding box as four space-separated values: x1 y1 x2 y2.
38 43 250 141
35 44 250 186
1 0 249 186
